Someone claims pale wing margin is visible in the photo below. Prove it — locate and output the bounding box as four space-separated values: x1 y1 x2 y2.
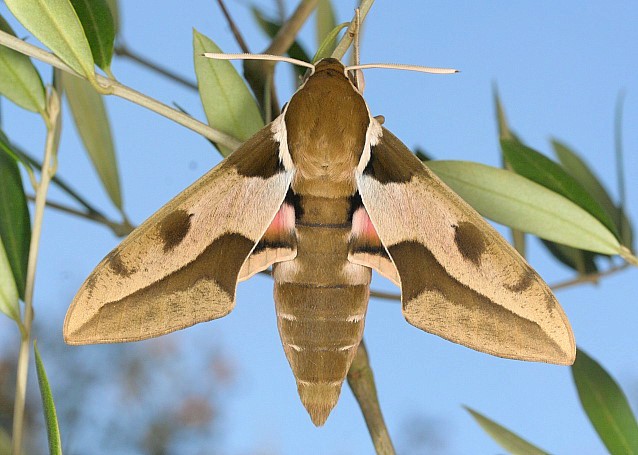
65 124 293 344
356 127 575 365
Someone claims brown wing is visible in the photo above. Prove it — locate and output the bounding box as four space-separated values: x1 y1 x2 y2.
354 126 575 365
64 124 293 344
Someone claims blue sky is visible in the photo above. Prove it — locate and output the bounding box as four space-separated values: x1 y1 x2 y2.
1 1 637 453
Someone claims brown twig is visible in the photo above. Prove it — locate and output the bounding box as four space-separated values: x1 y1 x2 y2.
215 0 251 53
347 340 396 455
243 0 319 117
27 195 134 237
114 43 198 90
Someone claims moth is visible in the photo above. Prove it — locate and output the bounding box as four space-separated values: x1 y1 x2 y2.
64 56 576 426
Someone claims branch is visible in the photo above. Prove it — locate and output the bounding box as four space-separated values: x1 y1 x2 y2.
0 30 242 151
215 0 251 53
347 340 396 455
114 43 198 90
243 0 319 114
332 0 375 60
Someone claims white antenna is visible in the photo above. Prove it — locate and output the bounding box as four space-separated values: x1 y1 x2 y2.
202 53 316 71
345 63 458 75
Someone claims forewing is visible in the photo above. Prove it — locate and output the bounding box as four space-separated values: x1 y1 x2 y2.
356 126 575 365
65 125 293 344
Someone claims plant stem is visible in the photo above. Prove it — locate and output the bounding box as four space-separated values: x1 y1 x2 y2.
332 0 375 60
0 30 242 151
11 89 61 455
347 341 396 455
114 44 198 90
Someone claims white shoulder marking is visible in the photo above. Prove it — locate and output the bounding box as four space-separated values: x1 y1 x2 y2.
356 115 383 174
271 113 294 171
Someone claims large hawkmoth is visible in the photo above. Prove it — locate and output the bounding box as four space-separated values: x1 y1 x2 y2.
64 57 575 426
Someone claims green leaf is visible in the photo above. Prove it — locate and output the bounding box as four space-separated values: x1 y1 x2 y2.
427 160 620 255
541 240 598 275
313 22 349 63
572 349 638 455
465 407 549 455
4 0 96 80
61 72 122 209
104 0 120 36
0 239 20 324
0 14 46 113
316 0 337 54
0 132 31 299
69 0 115 72
501 138 619 239
193 29 264 157
553 139 633 248
251 7 312 78
34 341 63 455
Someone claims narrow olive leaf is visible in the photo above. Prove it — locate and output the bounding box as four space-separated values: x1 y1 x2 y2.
34 341 63 455
465 407 549 455
0 14 46 113
0 239 20 324
553 139 633 249
69 0 115 72
193 29 264 157
61 71 122 209
313 22 349 63
4 0 96 80
572 349 638 455
502 138 619 239
104 0 119 35
316 0 337 54
427 160 620 255
251 7 312 78
0 134 31 299
493 85 512 140
493 87 527 258
541 240 598 275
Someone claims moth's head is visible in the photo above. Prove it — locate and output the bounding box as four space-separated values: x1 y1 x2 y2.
308 58 364 93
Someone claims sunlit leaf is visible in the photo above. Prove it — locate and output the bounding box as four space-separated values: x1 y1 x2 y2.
553 139 633 248
0 14 46 113
193 29 264 157
465 407 549 455
5 0 95 79
61 72 122 209
0 239 20 323
572 349 638 455
34 341 63 455
316 0 336 54
69 0 115 72
0 132 31 299
501 138 619 239
251 7 312 78
427 160 620 255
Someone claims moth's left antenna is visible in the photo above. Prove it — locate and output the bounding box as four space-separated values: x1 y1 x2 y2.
202 53 316 72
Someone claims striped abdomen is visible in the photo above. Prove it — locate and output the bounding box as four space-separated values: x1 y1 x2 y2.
272 195 371 426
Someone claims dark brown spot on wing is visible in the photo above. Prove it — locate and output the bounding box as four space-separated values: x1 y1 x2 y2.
158 209 193 252
388 240 566 359
454 221 487 265
227 125 284 179
505 268 536 293
107 251 131 277
363 129 426 184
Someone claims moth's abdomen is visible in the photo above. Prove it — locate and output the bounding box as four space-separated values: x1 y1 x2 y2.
272 195 371 426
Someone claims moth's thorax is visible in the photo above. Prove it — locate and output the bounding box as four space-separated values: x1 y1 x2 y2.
284 59 370 198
